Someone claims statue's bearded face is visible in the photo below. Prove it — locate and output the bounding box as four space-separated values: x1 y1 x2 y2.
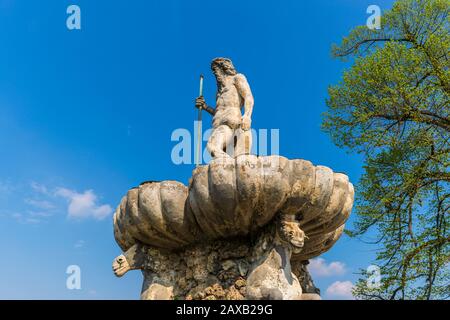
211 58 237 78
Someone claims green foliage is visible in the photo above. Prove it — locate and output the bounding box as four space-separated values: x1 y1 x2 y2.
323 0 449 299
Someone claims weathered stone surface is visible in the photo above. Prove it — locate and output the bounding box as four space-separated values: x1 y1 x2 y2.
114 155 353 261
112 225 319 300
112 155 353 300
247 245 302 300
112 58 354 300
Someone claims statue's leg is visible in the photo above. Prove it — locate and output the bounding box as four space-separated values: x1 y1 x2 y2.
246 245 302 300
291 260 321 299
207 125 233 158
140 270 174 300
299 293 321 300
234 128 252 157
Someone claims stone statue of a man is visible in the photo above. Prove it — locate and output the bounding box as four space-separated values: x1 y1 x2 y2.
196 58 254 158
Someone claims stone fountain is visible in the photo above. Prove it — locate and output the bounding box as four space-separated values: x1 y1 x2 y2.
112 58 354 300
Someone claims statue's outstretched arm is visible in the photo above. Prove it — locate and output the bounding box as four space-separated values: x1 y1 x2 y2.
204 105 216 116
235 74 254 130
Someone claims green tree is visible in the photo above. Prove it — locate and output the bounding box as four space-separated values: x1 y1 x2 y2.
323 0 449 299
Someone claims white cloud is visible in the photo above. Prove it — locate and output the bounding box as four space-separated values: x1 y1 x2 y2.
0 181 12 194
55 188 112 220
12 213 22 220
308 258 346 277
0 181 15 200
74 240 85 248
326 281 354 300
24 218 41 224
6 181 112 223
25 198 55 210
28 210 53 218
30 181 50 195
10 212 42 224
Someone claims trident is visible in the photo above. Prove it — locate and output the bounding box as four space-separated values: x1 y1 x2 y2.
195 75 204 167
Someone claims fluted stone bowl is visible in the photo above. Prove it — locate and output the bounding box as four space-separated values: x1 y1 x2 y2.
113 155 354 261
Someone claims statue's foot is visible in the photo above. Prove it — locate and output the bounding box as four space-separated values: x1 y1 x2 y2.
141 270 174 300
299 293 321 300
210 151 233 160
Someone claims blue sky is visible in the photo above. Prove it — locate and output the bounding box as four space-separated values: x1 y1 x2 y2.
0 0 395 299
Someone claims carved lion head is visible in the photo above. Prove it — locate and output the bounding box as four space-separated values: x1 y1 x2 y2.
277 216 306 254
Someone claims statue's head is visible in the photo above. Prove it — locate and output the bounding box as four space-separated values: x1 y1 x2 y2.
112 254 131 277
277 216 306 254
211 57 237 77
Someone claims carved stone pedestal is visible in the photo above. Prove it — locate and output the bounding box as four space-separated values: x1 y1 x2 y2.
113 221 320 300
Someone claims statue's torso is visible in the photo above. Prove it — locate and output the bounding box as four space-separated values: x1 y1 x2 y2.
213 75 243 129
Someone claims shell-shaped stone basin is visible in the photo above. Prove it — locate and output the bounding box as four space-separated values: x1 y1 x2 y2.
113 155 354 261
